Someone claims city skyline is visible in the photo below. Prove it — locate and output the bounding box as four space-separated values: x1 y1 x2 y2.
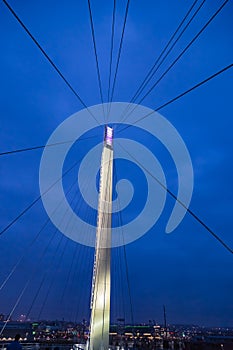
0 0 233 328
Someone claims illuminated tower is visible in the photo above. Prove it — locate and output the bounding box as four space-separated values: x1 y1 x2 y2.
89 126 113 350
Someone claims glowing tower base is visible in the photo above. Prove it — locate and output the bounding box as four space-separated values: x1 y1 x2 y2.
88 126 113 350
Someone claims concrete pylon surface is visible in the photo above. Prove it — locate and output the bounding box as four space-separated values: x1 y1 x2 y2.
89 126 113 350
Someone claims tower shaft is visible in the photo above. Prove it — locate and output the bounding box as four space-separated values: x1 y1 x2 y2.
89 127 113 350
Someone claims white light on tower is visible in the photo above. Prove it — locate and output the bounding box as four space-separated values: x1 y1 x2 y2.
105 126 113 148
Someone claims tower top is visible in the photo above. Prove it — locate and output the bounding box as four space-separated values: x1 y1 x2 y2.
104 125 113 149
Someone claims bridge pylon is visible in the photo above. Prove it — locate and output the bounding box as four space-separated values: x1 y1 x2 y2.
88 126 114 350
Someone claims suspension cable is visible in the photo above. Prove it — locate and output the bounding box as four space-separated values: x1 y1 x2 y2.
109 0 130 104
131 0 206 105
130 0 200 105
107 0 116 120
31 174 92 321
0 176 77 291
0 158 81 236
0 281 30 336
135 0 229 108
1 182 79 331
116 63 233 135
0 135 98 157
37 237 70 320
2 0 99 124
87 0 104 108
72 168 97 322
29 182 81 320
59 163 96 306
117 142 233 255
119 0 229 127
114 163 134 325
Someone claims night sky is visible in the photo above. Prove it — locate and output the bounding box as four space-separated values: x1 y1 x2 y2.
0 0 233 327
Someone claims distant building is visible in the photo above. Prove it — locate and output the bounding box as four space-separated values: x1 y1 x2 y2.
19 315 26 323
0 322 33 340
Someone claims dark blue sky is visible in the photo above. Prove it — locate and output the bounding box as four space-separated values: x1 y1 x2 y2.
0 0 233 327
